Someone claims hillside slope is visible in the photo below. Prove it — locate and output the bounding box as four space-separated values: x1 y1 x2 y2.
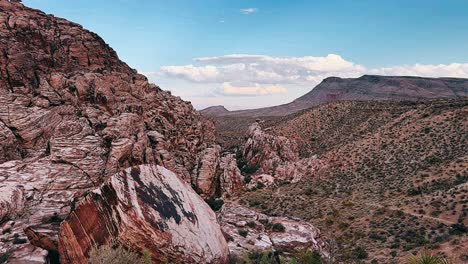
241 99 468 263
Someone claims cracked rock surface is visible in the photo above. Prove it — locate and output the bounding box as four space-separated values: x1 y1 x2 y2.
0 0 214 261
217 203 328 258
58 165 229 264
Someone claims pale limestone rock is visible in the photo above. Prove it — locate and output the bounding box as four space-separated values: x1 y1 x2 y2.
247 174 276 190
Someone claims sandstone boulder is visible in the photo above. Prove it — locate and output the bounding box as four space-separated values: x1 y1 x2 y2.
58 165 229 264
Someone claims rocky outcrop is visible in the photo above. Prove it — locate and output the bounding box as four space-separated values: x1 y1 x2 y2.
240 122 326 185
0 0 216 261
242 122 299 173
218 203 328 257
58 165 229 264
219 154 244 197
192 146 244 198
192 145 221 197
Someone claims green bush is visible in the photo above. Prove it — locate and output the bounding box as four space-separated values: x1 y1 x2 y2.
271 223 286 232
205 197 224 211
238 229 249 237
0 252 10 264
292 250 323 264
354 246 368 260
449 223 467 235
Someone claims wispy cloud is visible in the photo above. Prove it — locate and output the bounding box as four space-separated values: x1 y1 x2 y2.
160 54 365 85
240 8 258 15
220 82 287 96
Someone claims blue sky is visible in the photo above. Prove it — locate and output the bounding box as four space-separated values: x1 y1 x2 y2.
24 0 468 109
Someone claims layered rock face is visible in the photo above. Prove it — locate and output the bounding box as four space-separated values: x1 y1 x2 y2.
0 0 215 261
192 145 244 198
58 165 229 264
218 203 328 257
240 122 326 186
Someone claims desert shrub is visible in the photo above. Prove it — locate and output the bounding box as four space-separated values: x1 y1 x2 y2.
292 250 323 264
238 229 249 237
449 223 467 235
247 221 256 228
143 250 152 264
89 242 145 264
271 223 285 232
205 197 224 211
239 251 278 264
354 246 368 260
0 252 10 264
405 250 450 264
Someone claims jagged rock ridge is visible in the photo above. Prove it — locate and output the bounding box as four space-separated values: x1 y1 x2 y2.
0 0 216 261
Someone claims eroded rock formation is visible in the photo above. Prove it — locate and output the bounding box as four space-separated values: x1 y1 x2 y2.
240 122 326 186
0 0 215 261
218 203 328 257
58 165 229 264
193 145 244 198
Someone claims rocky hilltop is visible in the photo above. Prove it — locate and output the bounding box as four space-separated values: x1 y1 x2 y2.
0 1 328 263
202 75 468 117
200 105 230 116
0 0 222 262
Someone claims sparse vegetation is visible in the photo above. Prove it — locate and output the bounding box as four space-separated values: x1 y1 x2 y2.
235 99 468 263
89 242 147 264
238 229 249 238
205 197 225 211
0 252 10 264
405 250 451 264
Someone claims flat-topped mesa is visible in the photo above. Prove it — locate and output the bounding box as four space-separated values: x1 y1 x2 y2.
0 1 217 262
202 75 468 117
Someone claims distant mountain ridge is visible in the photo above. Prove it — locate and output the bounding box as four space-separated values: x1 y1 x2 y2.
200 105 229 116
201 75 468 117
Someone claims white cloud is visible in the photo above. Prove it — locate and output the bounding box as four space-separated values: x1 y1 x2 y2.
240 8 258 15
369 63 468 78
160 65 219 82
221 82 287 96
154 54 468 98
160 54 365 85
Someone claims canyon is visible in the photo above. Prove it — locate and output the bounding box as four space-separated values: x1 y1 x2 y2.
0 1 467 263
